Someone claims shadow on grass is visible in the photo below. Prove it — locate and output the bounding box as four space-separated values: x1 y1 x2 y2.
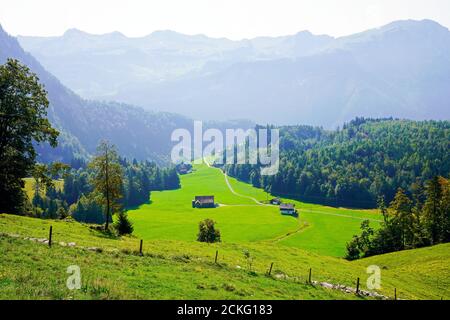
87 225 120 240
125 200 153 211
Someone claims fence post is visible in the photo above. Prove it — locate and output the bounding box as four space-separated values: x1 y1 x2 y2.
394 288 397 300
139 239 143 256
48 226 53 247
308 268 312 284
214 250 218 264
356 277 360 295
268 262 274 275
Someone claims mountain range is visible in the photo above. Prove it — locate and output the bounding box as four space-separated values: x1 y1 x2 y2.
17 19 450 127
1 24 252 163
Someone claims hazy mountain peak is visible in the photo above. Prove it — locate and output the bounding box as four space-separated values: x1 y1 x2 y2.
63 28 89 37
101 30 127 40
147 29 186 39
292 30 334 44
383 18 449 31
352 19 449 39
294 30 314 37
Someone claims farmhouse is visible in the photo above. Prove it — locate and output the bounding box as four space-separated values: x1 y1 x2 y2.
270 197 281 205
177 163 192 175
192 195 215 208
280 203 298 217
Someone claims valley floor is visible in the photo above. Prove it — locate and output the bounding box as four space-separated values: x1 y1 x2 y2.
128 164 381 257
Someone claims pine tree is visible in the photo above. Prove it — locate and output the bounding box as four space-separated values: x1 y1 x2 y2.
115 211 134 235
389 188 413 248
423 177 442 244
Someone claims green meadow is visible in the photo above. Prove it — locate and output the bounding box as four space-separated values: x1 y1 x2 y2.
128 163 381 257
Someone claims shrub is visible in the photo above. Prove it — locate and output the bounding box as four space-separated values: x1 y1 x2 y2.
197 219 221 243
345 236 361 260
115 211 134 235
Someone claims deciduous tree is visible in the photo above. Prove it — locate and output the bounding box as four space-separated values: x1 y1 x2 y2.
89 141 123 230
0 59 59 213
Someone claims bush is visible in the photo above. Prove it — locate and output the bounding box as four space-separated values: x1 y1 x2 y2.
345 237 361 260
57 207 68 219
115 211 134 235
197 219 221 243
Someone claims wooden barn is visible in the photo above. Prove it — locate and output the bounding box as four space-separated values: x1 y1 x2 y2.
192 195 215 208
279 203 298 217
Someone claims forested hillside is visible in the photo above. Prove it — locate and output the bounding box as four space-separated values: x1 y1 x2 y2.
224 118 450 207
30 157 179 223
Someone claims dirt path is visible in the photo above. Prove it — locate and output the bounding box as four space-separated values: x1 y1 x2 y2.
204 157 269 206
223 172 269 205
302 209 383 223
271 222 309 242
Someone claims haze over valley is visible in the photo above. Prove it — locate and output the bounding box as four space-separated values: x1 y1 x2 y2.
17 19 450 127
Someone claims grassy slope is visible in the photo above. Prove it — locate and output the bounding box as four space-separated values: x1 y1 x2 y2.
128 164 381 256
0 236 358 300
355 245 450 300
0 214 448 299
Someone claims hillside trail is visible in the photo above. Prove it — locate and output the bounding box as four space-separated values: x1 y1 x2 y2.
223 172 270 206
203 157 271 206
202 157 382 222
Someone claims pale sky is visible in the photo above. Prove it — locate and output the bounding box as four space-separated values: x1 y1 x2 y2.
1 0 449 39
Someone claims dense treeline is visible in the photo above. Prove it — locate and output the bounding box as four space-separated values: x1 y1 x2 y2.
31 157 180 224
346 177 450 259
223 118 450 208
120 158 180 207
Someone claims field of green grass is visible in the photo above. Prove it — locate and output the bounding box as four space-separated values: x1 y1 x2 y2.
0 234 362 300
0 214 448 299
128 164 381 257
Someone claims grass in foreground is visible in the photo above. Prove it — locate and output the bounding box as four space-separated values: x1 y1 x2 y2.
1 214 448 300
0 236 363 300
